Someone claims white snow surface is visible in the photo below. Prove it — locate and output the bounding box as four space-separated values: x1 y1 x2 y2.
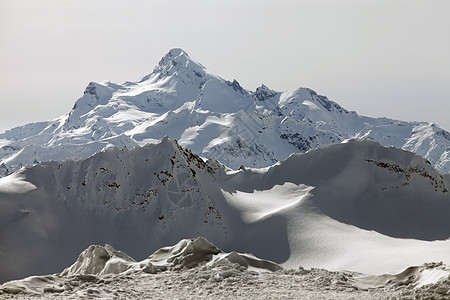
0 172 36 194
1 48 449 175
1 137 449 287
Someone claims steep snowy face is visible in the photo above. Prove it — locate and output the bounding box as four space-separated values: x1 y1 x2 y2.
69 82 117 121
0 48 450 175
1 138 450 283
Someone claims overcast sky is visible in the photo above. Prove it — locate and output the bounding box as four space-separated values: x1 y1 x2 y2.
1 0 449 132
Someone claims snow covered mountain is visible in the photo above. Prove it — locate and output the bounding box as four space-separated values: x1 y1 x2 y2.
1 48 450 175
1 137 449 283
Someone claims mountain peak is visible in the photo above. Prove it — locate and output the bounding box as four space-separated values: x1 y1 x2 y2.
151 48 207 81
254 84 278 101
157 48 191 67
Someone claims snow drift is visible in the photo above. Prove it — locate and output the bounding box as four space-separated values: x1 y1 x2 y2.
1 137 449 284
60 236 280 277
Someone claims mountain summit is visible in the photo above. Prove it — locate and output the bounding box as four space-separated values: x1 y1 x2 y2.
151 48 207 81
0 48 450 175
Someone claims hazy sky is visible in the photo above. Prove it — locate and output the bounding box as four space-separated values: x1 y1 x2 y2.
1 0 449 132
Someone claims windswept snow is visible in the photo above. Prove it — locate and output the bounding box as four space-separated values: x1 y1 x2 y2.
223 183 313 222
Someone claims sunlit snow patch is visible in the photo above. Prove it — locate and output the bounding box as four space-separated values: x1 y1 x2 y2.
0 139 10 147
222 183 313 222
416 268 450 288
354 262 450 290
0 172 36 194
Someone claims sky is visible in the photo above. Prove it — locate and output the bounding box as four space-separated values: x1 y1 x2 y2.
0 0 449 132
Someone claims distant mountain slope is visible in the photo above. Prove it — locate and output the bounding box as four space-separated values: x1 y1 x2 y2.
1 137 449 283
1 48 449 175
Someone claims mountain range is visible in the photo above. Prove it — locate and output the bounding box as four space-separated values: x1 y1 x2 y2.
1 48 449 175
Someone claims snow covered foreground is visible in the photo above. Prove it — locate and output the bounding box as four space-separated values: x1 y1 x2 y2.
1 237 450 299
1 137 450 287
1 48 450 176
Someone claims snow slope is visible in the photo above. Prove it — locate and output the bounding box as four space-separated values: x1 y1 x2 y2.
1 137 449 283
1 48 449 175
